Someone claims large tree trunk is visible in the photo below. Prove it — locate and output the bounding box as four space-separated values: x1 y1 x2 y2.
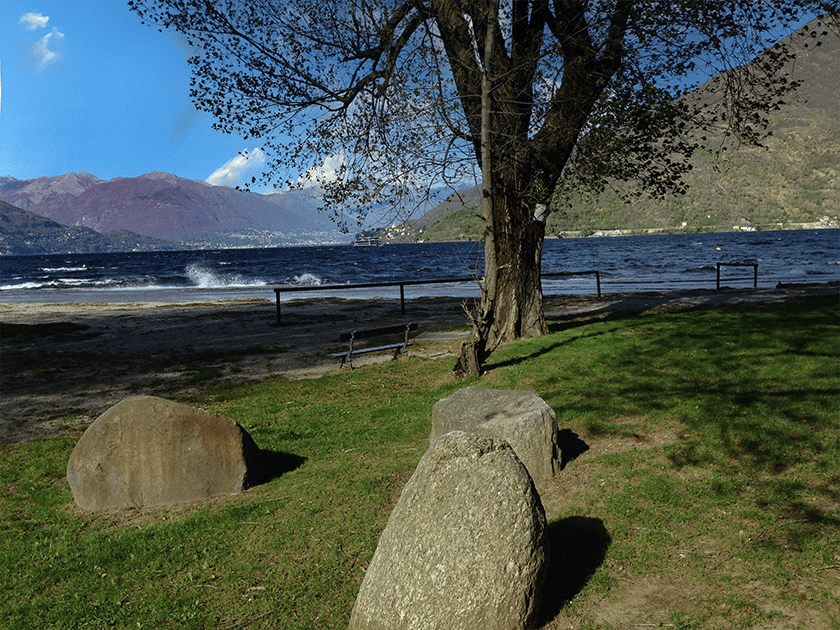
487 188 548 343
454 187 548 376
452 0 549 377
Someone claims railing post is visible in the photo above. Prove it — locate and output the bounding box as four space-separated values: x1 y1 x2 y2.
400 284 405 315
595 271 601 297
274 289 282 325
716 263 722 290
753 264 758 288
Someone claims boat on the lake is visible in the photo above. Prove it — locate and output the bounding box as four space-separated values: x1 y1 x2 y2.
353 234 383 247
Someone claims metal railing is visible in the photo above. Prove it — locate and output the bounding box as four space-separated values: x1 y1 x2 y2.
716 262 758 289
271 263 761 324
272 270 601 324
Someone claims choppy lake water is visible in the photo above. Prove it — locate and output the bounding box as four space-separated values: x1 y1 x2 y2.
1 229 837 304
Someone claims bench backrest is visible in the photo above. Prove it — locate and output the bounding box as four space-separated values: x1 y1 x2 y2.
339 322 418 343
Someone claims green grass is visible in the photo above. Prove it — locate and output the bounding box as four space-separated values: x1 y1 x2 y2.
484 297 840 627
1 297 838 629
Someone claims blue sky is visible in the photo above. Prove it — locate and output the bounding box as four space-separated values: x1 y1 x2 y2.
1 2 817 194
1 0 266 187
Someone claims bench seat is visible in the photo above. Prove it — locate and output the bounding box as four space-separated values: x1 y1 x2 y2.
331 323 418 368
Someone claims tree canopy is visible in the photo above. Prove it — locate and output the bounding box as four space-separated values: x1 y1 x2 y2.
129 0 837 373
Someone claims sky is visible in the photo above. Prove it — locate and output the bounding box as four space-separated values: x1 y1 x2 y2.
1 2 818 194
1 0 267 188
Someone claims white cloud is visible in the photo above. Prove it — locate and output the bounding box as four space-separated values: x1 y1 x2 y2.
33 28 64 70
19 12 50 30
206 148 266 187
299 152 346 188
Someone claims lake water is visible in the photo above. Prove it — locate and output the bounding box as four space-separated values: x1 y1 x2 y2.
1 229 837 304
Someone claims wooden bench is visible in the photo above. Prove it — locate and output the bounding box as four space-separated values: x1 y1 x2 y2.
330 322 418 368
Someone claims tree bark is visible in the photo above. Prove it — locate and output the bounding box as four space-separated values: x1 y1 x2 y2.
454 186 548 377
489 192 548 345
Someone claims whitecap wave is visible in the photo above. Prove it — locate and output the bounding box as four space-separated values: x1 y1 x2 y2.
1 277 120 291
185 263 267 288
0 281 44 291
291 273 325 286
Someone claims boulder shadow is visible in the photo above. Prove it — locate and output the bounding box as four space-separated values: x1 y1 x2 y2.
255 449 307 485
557 429 590 470
539 516 611 623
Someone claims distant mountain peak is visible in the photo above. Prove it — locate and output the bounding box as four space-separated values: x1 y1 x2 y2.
0 172 103 207
140 171 197 183
0 169 349 248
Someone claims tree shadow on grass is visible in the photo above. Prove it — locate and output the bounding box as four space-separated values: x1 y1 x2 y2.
546 309 635 335
484 330 613 374
539 516 611 624
256 449 307 485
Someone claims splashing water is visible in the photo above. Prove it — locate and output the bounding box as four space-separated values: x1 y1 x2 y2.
185 263 266 288
292 273 325 286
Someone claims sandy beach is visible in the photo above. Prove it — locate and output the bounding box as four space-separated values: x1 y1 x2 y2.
1 282 836 444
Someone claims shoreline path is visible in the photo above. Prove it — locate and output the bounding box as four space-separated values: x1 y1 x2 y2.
2 282 836 444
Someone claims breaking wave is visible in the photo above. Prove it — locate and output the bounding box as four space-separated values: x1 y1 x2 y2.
185 263 266 288
291 273 326 286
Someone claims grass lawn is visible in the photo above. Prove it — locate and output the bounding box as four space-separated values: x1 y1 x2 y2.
1 296 838 629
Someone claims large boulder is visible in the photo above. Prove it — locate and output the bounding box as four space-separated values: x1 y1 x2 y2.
66 395 263 510
430 386 561 490
349 431 548 630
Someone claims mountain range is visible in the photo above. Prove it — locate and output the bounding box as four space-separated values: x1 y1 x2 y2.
0 172 351 255
0 201 180 256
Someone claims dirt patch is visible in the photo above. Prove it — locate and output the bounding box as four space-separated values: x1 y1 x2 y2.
0 296 469 443
1 283 835 445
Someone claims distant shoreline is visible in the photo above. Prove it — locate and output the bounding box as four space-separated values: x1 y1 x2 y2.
374 223 840 244
2 223 837 254
553 221 839 239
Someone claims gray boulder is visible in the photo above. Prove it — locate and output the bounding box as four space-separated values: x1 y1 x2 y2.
430 386 561 490
66 395 263 510
349 431 548 630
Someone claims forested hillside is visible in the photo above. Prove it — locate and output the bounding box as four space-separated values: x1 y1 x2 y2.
394 17 839 242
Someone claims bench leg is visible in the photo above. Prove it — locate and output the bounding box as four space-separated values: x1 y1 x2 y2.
347 335 355 369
